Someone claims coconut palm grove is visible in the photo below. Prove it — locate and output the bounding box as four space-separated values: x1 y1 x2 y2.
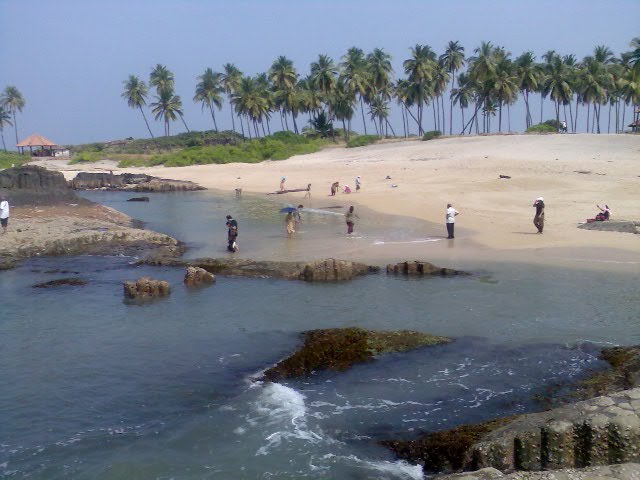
118 38 640 142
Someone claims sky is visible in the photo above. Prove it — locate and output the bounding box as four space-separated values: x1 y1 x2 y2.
1 0 638 145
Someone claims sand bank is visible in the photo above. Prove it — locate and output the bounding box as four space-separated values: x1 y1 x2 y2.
35 134 640 271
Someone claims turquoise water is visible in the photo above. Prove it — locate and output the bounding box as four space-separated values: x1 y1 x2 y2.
1 191 638 479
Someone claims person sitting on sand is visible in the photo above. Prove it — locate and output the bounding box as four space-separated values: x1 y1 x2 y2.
533 197 545 233
280 177 286 192
285 212 295 238
595 204 611 221
0 196 9 234
343 185 352 194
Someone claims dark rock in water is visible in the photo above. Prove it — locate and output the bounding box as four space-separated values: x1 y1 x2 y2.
184 266 215 286
386 261 469 277
262 327 450 381
127 196 150 202
70 172 204 192
139 256 378 282
123 277 170 299
33 277 87 288
499 175 511 179
578 220 639 235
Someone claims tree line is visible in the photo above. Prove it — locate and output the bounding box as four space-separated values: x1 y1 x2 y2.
123 38 640 142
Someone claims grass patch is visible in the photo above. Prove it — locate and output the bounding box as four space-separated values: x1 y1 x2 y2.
118 132 327 167
0 151 28 169
346 135 379 148
422 130 442 141
526 120 562 133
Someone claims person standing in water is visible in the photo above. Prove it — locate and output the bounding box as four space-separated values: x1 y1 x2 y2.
445 203 459 239
533 197 545 233
285 212 295 238
345 206 358 234
293 205 303 228
225 215 238 252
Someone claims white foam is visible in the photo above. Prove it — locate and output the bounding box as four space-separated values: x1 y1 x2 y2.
373 238 441 245
342 454 424 479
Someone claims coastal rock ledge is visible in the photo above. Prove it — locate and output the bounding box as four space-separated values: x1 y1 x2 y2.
70 172 204 192
123 277 170 299
436 463 640 479
262 327 450 381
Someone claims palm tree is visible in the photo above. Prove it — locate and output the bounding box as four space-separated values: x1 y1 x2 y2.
515 52 540 128
542 55 572 126
440 41 465 134
369 94 395 137
150 88 183 137
403 44 437 135
451 72 473 133
340 47 371 135
0 86 25 146
269 56 299 132
150 64 174 95
310 54 338 138
194 68 224 132
492 54 518 132
233 76 270 138
0 106 12 152
121 75 157 143
221 63 243 136
332 79 356 141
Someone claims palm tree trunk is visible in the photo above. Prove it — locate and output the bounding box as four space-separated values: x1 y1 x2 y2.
283 110 290 131
432 101 437 132
292 112 298 135
179 114 190 133
1 129 6 152
574 101 579 133
586 104 590 133
540 94 543 124
622 102 626 133
341 118 347 142
385 118 396 137
401 105 407 137
245 115 252 140
498 102 502 133
449 72 455 135
524 90 530 128
507 103 511 132
12 111 19 148
239 112 245 139
279 111 285 130
210 105 219 132
373 118 380 136
441 95 446 134
261 120 266 137
461 105 465 134
607 102 612 134
266 118 271 136
229 100 237 134
359 96 368 135
568 102 574 133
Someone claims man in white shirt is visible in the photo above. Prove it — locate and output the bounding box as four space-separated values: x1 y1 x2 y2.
0 196 9 234
446 203 459 239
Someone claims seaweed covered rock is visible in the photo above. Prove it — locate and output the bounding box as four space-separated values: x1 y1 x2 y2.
262 327 450 381
184 266 215 286
123 277 170 299
386 261 469 277
33 278 87 288
301 258 376 281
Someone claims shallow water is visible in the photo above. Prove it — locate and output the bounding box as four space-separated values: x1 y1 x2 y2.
1 191 638 479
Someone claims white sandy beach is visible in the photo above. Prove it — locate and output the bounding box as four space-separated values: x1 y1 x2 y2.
36 134 640 270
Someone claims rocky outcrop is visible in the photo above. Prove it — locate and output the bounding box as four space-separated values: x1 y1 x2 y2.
140 256 379 282
578 220 640 235
123 277 170 299
32 278 87 288
184 266 215 286
436 463 640 479
262 327 450 381
387 261 469 276
0 165 76 205
70 172 204 192
127 196 150 202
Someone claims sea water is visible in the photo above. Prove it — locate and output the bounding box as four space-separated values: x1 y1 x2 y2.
1 191 638 479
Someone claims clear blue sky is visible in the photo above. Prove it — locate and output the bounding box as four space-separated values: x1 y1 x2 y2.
1 0 638 145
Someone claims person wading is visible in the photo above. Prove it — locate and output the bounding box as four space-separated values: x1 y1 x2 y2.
446 203 459 239
225 215 238 252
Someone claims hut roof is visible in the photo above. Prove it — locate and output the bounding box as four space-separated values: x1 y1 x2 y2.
16 134 58 147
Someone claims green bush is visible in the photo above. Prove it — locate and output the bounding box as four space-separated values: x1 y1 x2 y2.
69 150 102 164
0 151 26 169
422 130 442 141
525 123 557 133
117 134 327 168
346 135 379 148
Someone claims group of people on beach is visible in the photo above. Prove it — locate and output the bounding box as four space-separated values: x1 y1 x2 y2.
330 177 361 196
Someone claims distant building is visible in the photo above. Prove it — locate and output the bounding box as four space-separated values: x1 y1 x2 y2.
16 134 69 157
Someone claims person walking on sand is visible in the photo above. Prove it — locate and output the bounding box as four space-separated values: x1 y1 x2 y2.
285 212 295 238
355 176 361 192
225 214 238 252
532 197 545 233
345 206 358 234
446 203 459 239
0 196 9 234
304 183 311 199
280 177 286 192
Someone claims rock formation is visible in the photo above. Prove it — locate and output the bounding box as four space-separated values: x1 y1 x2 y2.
32 278 87 288
184 266 215 286
127 196 150 202
578 220 640 235
123 277 170 299
140 256 382 282
436 463 640 479
262 327 450 381
70 172 204 192
0 165 76 205
387 261 469 276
